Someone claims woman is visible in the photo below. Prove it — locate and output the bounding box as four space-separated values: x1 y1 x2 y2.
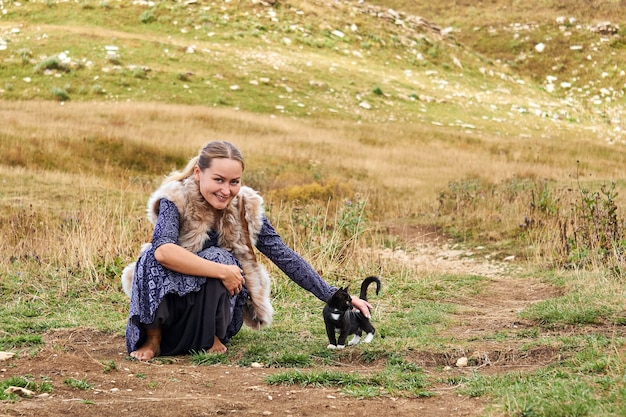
123 141 371 360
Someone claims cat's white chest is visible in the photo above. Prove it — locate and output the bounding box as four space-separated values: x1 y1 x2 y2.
330 313 341 321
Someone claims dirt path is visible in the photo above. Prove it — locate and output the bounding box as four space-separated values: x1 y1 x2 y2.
1 241 558 417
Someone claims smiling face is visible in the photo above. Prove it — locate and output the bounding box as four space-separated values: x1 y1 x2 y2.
194 157 243 210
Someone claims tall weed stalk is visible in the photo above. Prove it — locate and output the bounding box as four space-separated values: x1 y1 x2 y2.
526 176 625 276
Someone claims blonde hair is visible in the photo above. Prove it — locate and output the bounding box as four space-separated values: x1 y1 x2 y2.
165 141 245 182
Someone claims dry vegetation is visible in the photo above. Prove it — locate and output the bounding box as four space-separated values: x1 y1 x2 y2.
1 97 623 274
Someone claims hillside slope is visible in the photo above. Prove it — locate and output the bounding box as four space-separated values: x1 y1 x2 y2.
0 0 624 145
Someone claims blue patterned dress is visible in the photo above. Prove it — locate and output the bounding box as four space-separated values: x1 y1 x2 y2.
126 198 337 355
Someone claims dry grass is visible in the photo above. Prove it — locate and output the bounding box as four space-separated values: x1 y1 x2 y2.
1 99 624 277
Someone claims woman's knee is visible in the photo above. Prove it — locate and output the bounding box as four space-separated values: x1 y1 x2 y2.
203 276 230 297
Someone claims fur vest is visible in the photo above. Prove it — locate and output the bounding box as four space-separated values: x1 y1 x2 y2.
121 177 273 329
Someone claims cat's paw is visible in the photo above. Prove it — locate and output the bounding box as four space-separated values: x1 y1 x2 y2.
336 345 345 349
327 344 338 350
348 335 361 346
363 333 375 343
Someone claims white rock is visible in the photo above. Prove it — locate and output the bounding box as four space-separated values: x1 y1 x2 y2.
456 357 468 367
4 386 34 397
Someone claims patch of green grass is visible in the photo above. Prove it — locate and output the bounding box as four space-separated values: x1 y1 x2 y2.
0 292 128 339
460 362 626 417
101 360 117 373
520 293 615 326
383 298 454 340
63 377 93 390
266 369 365 388
190 351 229 366
0 334 43 350
266 356 433 398
0 375 52 401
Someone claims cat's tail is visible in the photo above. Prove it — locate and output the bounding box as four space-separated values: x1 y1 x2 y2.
359 276 381 301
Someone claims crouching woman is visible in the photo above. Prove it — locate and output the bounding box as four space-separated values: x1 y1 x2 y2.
122 141 371 360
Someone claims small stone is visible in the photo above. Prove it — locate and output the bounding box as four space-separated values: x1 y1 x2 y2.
456 357 468 367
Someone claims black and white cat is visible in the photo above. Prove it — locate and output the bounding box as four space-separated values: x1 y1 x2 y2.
323 276 381 349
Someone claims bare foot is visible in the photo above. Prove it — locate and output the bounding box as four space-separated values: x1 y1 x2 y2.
130 328 161 361
130 343 160 361
207 336 227 353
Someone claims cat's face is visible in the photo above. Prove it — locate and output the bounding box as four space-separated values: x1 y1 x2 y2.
328 287 353 311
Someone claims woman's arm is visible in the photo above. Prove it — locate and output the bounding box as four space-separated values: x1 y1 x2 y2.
255 216 371 317
152 198 244 295
254 216 335 301
155 244 243 295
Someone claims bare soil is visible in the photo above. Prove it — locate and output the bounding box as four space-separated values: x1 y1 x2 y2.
1 230 564 417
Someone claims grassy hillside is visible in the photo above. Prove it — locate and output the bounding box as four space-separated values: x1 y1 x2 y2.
1 0 624 128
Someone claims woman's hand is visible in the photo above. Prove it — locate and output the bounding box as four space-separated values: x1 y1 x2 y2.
220 264 245 296
351 296 373 318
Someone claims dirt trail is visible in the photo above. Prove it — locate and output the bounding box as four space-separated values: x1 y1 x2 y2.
0 240 558 417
